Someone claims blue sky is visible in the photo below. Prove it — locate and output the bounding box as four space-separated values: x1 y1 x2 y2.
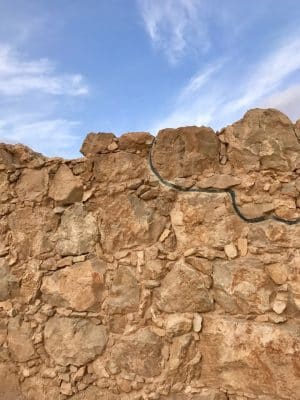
0 0 300 158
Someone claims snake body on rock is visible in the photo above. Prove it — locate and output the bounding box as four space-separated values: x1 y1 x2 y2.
149 137 300 225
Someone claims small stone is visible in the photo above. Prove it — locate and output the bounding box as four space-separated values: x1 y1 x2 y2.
159 228 171 242
237 238 248 256
272 292 288 314
58 373 70 382
77 381 88 391
165 314 192 336
224 243 238 259
60 381 73 396
118 378 131 393
21 367 31 378
266 263 288 284
73 255 85 263
107 141 118 151
268 313 287 324
57 257 73 268
192 313 203 332
73 366 86 382
41 368 57 379
183 248 197 257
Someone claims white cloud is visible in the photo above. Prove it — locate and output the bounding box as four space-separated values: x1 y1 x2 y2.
0 44 89 96
222 36 300 115
261 84 300 122
0 43 89 157
137 0 208 63
0 116 82 158
150 33 300 133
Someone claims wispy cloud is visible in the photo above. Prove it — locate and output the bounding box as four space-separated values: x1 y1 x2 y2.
137 0 208 63
261 84 300 122
0 44 88 96
0 116 82 158
0 43 89 157
150 33 300 132
223 36 300 115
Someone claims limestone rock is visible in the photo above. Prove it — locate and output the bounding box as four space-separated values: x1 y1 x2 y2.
198 174 241 189
105 265 140 314
213 257 272 314
109 327 163 377
16 168 48 201
44 316 107 366
21 375 62 400
80 132 116 156
49 164 83 205
8 206 58 259
98 193 166 252
222 108 300 172
265 263 288 284
199 316 300 399
155 261 214 313
224 243 238 259
152 126 220 180
0 363 22 400
19 259 41 303
7 316 35 362
41 259 105 311
0 258 19 301
93 151 148 184
165 314 192 336
118 131 153 154
192 313 203 332
56 203 97 256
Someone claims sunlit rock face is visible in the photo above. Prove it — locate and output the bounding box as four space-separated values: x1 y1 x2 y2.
0 108 299 400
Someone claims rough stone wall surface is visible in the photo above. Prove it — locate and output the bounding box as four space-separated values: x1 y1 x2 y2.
0 108 299 400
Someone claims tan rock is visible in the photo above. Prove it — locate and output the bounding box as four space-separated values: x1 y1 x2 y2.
223 108 300 172
105 265 140 314
7 316 35 362
155 261 214 313
8 206 58 259
49 164 83 205
198 174 241 189
118 131 153 154
21 375 61 400
80 132 116 156
44 316 107 366
41 259 105 311
213 257 272 314
56 203 97 256
193 313 203 332
109 327 163 377
265 263 288 284
152 126 220 180
199 315 300 399
224 243 238 259
16 168 48 201
0 363 22 400
165 314 192 336
0 258 19 301
98 193 166 252
237 237 248 256
272 292 288 314
60 381 73 396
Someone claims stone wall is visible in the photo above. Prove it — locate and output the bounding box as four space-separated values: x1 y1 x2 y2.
0 108 299 400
